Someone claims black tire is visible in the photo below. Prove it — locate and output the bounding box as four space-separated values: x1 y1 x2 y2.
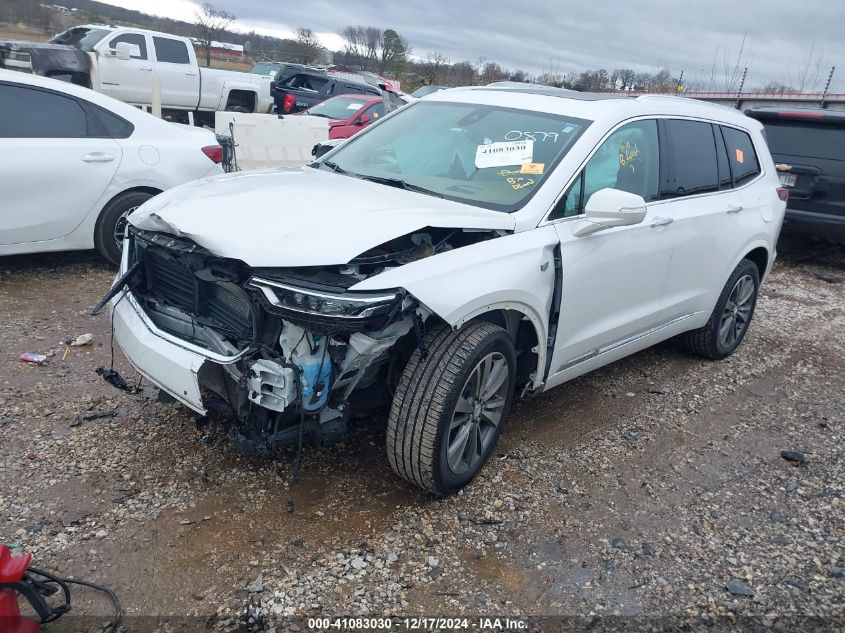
225 104 251 113
683 258 761 360
94 190 154 266
387 321 517 495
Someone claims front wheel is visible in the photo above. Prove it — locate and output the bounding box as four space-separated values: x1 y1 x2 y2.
684 258 761 359
386 321 516 495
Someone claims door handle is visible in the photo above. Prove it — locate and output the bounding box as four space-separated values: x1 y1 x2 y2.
650 216 673 227
726 205 744 214
186 71 198 76
82 153 115 163
139 66 153 71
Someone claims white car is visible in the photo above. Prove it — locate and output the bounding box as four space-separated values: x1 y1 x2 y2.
0 69 224 264
110 85 786 494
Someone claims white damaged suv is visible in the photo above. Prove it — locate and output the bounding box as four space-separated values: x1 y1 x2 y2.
109 85 786 494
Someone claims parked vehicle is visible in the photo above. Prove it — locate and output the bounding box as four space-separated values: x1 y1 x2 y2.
411 85 446 98
745 107 845 240
250 61 286 78
110 86 785 494
272 68 381 114
0 69 224 265
5 25 274 124
304 94 385 139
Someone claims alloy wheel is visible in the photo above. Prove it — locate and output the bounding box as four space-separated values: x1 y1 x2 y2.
719 273 755 349
447 352 509 475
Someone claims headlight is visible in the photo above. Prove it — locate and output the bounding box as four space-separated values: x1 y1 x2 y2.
249 277 401 321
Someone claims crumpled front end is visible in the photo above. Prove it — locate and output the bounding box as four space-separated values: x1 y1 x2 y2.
111 226 422 451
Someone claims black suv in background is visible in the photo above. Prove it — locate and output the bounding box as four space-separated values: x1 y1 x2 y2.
271 69 381 114
746 107 845 240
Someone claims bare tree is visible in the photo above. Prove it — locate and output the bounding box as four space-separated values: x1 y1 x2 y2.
194 2 236 68
791 44 826 92
481 61 506 84
293 27 324 64
422 51 448 84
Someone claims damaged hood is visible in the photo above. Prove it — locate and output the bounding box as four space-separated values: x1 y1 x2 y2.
128 166 515 267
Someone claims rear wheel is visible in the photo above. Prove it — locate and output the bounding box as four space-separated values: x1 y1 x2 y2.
684 259 760 359
94 190 154 266
387 321 516 495
225 104 250 113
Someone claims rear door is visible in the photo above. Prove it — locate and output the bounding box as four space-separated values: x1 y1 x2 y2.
94 32 153 105
0 82 121 246
151 35 199 109
657 119 754 320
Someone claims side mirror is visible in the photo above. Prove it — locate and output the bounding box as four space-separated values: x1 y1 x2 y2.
572 188 648 237
357 113 371 125
112 42 133 61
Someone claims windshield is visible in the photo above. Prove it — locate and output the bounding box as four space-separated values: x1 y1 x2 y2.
321 101 590 212
49 27 111 51
412 85 444 98
308 96 368 119
252 62 283 77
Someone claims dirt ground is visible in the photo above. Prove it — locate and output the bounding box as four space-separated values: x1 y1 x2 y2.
0 233 843 632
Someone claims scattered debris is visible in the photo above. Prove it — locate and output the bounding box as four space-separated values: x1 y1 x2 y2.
96 367 132 391
246 575 264 593
780 450 808 466
71 333 94 346
725 579 756 597
19 352 47 365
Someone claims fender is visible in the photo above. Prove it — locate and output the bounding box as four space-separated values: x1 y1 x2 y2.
352 225 561 387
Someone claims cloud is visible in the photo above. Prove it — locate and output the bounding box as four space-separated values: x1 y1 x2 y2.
100 0 843 90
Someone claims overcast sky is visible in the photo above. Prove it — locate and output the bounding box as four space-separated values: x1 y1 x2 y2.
100 0 842 91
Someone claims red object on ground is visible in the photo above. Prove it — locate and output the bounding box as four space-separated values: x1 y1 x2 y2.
0 545 40 633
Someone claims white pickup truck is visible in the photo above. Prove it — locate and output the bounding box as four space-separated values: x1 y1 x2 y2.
45 24 273 123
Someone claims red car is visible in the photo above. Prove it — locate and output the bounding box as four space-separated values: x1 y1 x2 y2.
303 94 385 139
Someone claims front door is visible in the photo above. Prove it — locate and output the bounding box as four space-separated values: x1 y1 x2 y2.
94 32 153 105
548 119 675 374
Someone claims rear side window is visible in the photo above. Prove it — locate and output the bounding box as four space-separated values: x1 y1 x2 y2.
107 33 147 60
721 126 760 186
153 36 190 64
284 74 329 92
761 121 845 161
664 119 719 197
0 84 89 138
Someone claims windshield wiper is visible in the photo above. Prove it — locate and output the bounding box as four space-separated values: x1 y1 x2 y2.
321 160 349 174
357 175 445 198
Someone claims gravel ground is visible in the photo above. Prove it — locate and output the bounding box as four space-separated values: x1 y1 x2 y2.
0 234 843 632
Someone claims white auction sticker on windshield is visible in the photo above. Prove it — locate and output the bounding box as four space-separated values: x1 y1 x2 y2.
475 140 534 168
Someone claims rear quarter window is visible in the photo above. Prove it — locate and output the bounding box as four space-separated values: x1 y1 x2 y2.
721 126 761 186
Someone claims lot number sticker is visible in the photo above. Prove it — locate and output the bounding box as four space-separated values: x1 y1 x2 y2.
475 140 534 169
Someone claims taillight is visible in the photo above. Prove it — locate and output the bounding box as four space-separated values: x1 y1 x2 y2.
202 145 223 164
777 187 789 202
283 93 295 112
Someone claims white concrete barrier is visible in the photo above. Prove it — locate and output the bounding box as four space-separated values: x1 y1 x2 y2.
215 112 329 170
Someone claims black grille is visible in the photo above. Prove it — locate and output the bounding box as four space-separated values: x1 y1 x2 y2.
146 249 195 311
136 243 254 344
